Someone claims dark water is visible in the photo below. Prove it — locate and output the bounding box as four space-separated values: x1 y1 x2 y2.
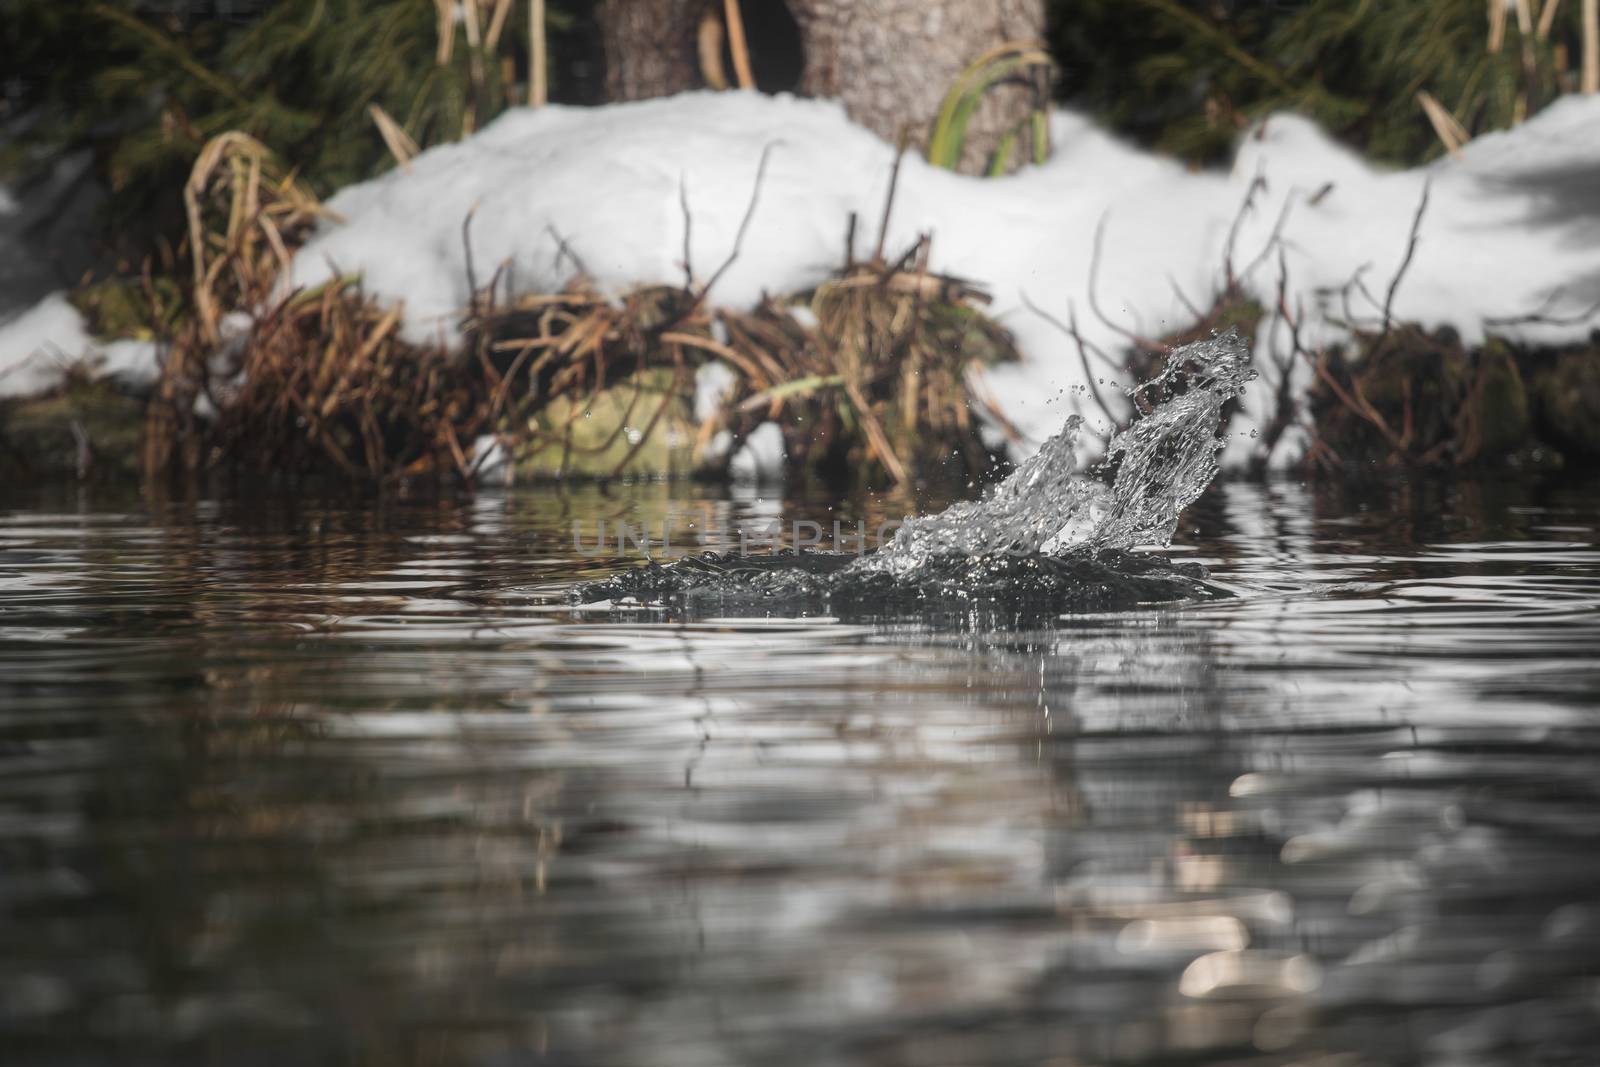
2 477 1599 1066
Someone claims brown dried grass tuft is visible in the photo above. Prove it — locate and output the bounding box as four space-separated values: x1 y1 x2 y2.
143 134 1019 489
143 132 328 475
709 240 1018 486
218 278 481 482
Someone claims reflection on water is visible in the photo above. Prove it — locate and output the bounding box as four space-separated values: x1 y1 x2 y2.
1 478 1598 1065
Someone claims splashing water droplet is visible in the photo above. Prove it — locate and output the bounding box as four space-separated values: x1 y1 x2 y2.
861 329 1254 574
573 331 1253 618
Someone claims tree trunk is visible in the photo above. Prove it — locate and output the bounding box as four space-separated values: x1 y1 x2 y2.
791 0 1045 173
596 0 702 101
594 0 1047 174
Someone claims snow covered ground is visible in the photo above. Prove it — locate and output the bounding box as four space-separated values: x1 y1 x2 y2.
0 292 158 399
0 143 159 401
7 90 1600 469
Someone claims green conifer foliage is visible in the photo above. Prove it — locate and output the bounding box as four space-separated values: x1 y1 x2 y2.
1 0 584 248
1051 0 1587 165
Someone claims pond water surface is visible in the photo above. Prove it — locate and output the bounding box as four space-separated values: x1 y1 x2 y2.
2 476 1599 1066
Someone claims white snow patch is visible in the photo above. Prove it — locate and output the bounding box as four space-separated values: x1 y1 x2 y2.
0 292 161 399
729 421 786 483
694 360 737 423
0 293 93 398
269 91 1600 469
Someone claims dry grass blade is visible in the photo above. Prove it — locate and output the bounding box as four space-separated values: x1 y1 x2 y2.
485 0 513 52
530 0 548 106
724 0 755 90
1586 0 1600 93
368 104 420 169
1416 91 1469 156
1538 0 1564 38
698 5 729 90
181 132 325 345
433 0 455 65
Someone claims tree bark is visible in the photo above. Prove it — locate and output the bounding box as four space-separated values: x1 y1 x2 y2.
790 0 1045 173
597 0 702 101
594 0 1047 174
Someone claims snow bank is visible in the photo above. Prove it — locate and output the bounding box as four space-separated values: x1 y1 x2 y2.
279 91 1600 467
0 292 160 399
0 293 94 398
2 93 1593 466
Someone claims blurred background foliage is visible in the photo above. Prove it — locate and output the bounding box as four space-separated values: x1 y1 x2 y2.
0 0 597 252
1051 0 1591 165
0 0 1592 259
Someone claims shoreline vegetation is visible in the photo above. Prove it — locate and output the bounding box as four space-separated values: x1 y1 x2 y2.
2 1 1599 489
59 131 1022 491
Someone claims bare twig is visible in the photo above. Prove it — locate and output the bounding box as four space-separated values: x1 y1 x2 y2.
1019 290 1120 430
1222 171 1266 291
679 175 694 290
874 137 909 263
1087 213 1170 353
699 142 777 301
545 224 591 277
1483 290 1600 326
1311 350 1407 457
1167 275 1206 320
1253 245 1308 469
462 207 481 317
1232 189 1298 288
1381 180 1432 337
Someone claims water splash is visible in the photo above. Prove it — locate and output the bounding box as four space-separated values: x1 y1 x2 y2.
864 328 1254 573
572 329 1253 619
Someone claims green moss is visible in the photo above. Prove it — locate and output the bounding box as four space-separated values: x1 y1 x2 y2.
1305 327 1560 469
1361 330 1468 451
1532 345 1600 459
71 278 183 342
516 369 698 480
0 378 146 483
1466 340 1531 460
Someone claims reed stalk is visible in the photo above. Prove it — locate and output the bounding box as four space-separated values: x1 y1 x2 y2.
1538 0 1564 38
433 0 454 65
530 0 548 106
485 0 513 51
368 104 419 169
1416 91 1469 155
1585 0 1600 91
724 0 755 89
